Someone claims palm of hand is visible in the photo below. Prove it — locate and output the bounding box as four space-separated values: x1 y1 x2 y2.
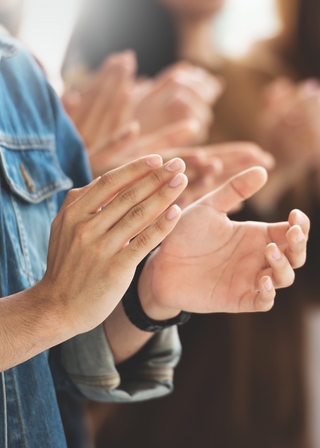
151 202 283 314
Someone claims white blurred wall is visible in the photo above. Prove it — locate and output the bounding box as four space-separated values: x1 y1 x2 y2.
19 0 81 93
214 0 280 56
19 0 280 93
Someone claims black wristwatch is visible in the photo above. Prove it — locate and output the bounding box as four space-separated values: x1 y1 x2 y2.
122 258 191 332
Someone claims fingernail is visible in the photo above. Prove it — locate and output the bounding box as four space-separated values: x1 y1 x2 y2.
146 155 162 168
169 173 184 187
165 158 185 172
296 228 304 243
166 205 180 220
264 277 273 292
293 209 305 225
272 246 282 260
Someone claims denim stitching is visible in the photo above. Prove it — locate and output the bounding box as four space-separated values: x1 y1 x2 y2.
47 195 57 222
1 372 8 448
0 134 55 150
0 148 72 201
9 369 27 448
11 195 35 285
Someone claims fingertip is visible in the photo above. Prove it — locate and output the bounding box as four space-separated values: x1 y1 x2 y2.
146 154 163 168
168 172 189 188
288 224 305 243
258 277 275 311
264 276 274 292
289 209 309 226
166 204 181 221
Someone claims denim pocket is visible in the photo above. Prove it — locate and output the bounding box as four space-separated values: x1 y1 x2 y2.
0 136 72 286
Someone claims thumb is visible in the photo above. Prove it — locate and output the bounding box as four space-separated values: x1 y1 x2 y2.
57 177 101 217
199 166 268 213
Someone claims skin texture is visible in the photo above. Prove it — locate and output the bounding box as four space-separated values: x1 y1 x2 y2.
139 167 309 319
62 51 137 148
0 162 309 370
0 155 187 371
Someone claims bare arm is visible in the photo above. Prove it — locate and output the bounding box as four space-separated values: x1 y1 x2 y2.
0 155 187 371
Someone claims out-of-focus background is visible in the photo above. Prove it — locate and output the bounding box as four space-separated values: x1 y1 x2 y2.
19 0 280 92
8 1 320 448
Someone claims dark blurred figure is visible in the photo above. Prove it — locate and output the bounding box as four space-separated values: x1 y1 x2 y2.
62 0 176 80
64 1 320 447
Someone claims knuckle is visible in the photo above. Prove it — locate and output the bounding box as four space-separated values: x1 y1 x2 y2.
150 169 163 185
119 186 138 204
73 221 90 242
135 231 152 250
66 188 80 203
157 186 168 200
154 219 167 235
61 206 75 227
99 172 115 188
129 204 145 221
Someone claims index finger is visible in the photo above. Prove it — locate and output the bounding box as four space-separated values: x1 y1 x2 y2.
72 155 163 215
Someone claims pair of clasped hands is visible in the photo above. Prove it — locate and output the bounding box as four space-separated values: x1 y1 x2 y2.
49 51 310 336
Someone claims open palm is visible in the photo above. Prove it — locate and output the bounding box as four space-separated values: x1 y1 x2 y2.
145 167 309 315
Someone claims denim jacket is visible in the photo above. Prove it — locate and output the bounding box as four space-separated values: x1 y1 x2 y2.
0 33 181 448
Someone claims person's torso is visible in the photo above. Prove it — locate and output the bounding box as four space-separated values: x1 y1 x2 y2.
0 33 91 448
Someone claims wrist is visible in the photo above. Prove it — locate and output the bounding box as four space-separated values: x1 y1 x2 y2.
121 255 191 333
35 278 78 340
138 256 181 321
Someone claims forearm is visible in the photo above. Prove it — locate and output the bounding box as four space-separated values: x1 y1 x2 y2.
0 284 74 371
104 259 181 365
104 302 154 365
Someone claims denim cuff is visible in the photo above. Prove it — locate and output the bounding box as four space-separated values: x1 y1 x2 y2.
60 324 181 403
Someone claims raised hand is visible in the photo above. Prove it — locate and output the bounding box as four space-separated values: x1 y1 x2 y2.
87 118 200 177
134 61 223 143
255 77 320 209
138 167 309 319
62 51 136 148
161 142 275 208
39 155 188 334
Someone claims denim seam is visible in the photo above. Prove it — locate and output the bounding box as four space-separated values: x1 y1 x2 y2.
1 372 8 448
10 369 27 448
11 179 69 201
0 147 72 201
0 135 55 150
11 195 36 284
